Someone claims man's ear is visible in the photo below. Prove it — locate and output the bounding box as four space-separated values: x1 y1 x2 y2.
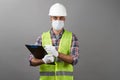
50 16 52 22
64 17 66 21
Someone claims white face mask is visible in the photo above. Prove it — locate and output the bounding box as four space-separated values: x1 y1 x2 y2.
52 20 64 30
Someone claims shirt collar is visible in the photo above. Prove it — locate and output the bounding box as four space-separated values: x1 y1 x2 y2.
50 28 64 37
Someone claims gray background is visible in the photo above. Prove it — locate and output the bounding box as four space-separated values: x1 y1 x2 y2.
0 0 120 80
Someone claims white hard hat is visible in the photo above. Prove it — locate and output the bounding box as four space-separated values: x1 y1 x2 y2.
49 3 67 16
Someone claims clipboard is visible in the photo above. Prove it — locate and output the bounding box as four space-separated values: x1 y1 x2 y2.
25 44 47 59
25 44 55 65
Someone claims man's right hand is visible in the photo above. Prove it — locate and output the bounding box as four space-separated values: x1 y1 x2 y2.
44 45 59 57
42 54 54 64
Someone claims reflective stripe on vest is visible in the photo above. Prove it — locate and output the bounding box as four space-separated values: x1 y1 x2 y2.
40 71 73 76
40 30 73 80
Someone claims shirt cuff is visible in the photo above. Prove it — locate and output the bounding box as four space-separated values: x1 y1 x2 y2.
71 55 78 65
29 54 34 61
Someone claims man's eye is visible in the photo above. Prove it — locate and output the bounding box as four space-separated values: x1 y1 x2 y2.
60 17 64 20
60 17 63 20
53 17 57 20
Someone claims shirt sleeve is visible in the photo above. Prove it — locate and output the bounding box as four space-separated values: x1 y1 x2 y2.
71 33 80 65
34 35 42 45
29 35 42 62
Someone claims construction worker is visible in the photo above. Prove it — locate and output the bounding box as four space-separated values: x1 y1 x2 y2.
29 3 79 80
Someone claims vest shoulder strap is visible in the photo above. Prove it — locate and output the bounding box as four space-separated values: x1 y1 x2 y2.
42 31 52 46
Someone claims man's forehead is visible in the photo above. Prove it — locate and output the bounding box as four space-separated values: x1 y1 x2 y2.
50 16 65 17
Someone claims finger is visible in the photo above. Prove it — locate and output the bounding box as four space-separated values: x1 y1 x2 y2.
44 46 52 50
45 45 53 48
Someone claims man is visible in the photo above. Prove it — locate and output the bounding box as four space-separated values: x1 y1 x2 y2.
29 3 79 80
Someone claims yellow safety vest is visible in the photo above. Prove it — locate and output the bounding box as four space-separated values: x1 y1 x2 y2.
40 30 73 80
